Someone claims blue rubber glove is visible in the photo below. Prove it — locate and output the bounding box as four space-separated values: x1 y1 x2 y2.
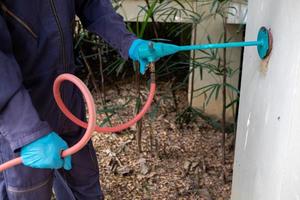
129 39 179 74
21 132 71 170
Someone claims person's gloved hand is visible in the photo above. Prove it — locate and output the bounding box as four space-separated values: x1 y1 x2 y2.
129 39 179 74
21 132 71 170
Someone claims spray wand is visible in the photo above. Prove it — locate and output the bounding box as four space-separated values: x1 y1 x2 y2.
144 26 272 61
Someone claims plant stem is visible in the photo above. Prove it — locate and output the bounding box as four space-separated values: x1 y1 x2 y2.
97 44 113 127
189 23 198 107
135 62 143 153
171 77 178 111
80 49 100 95
222 18 228 181
144 0 159 38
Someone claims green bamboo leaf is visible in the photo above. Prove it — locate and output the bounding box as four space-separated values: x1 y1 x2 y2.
215 84 221 100
224 83 240 94
205 85 217 105
99 114 115 127
226 99 239 109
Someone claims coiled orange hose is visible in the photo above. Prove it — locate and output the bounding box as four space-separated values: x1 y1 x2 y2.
0 71 156 172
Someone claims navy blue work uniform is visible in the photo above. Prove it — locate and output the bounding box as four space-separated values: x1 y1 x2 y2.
0 0 136 199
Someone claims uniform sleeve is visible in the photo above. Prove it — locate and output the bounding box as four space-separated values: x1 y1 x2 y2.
75 0 137 59
0 15 51 151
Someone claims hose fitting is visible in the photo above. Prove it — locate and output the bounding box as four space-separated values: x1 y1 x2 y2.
149 62 156 83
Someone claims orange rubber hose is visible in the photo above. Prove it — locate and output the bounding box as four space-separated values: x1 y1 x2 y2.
0 73 155 172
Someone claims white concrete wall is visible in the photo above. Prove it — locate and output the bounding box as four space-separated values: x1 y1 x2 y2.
189 2 245 122
231 1 300 199
115 0 193 23
189 21 243 122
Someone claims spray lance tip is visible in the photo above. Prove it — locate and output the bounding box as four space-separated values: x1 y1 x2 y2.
257 27 273 59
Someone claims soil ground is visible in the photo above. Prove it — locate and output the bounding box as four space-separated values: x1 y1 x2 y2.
91 82 235 200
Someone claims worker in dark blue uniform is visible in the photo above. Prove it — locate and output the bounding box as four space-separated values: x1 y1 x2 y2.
0 0 164 199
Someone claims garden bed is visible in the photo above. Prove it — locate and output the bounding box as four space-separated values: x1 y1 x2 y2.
91 81 235 200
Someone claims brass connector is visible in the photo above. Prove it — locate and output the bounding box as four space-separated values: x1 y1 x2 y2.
149 62 155 73
148 62 156 83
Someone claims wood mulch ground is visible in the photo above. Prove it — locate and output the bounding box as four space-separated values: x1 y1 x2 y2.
91 82 235 200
